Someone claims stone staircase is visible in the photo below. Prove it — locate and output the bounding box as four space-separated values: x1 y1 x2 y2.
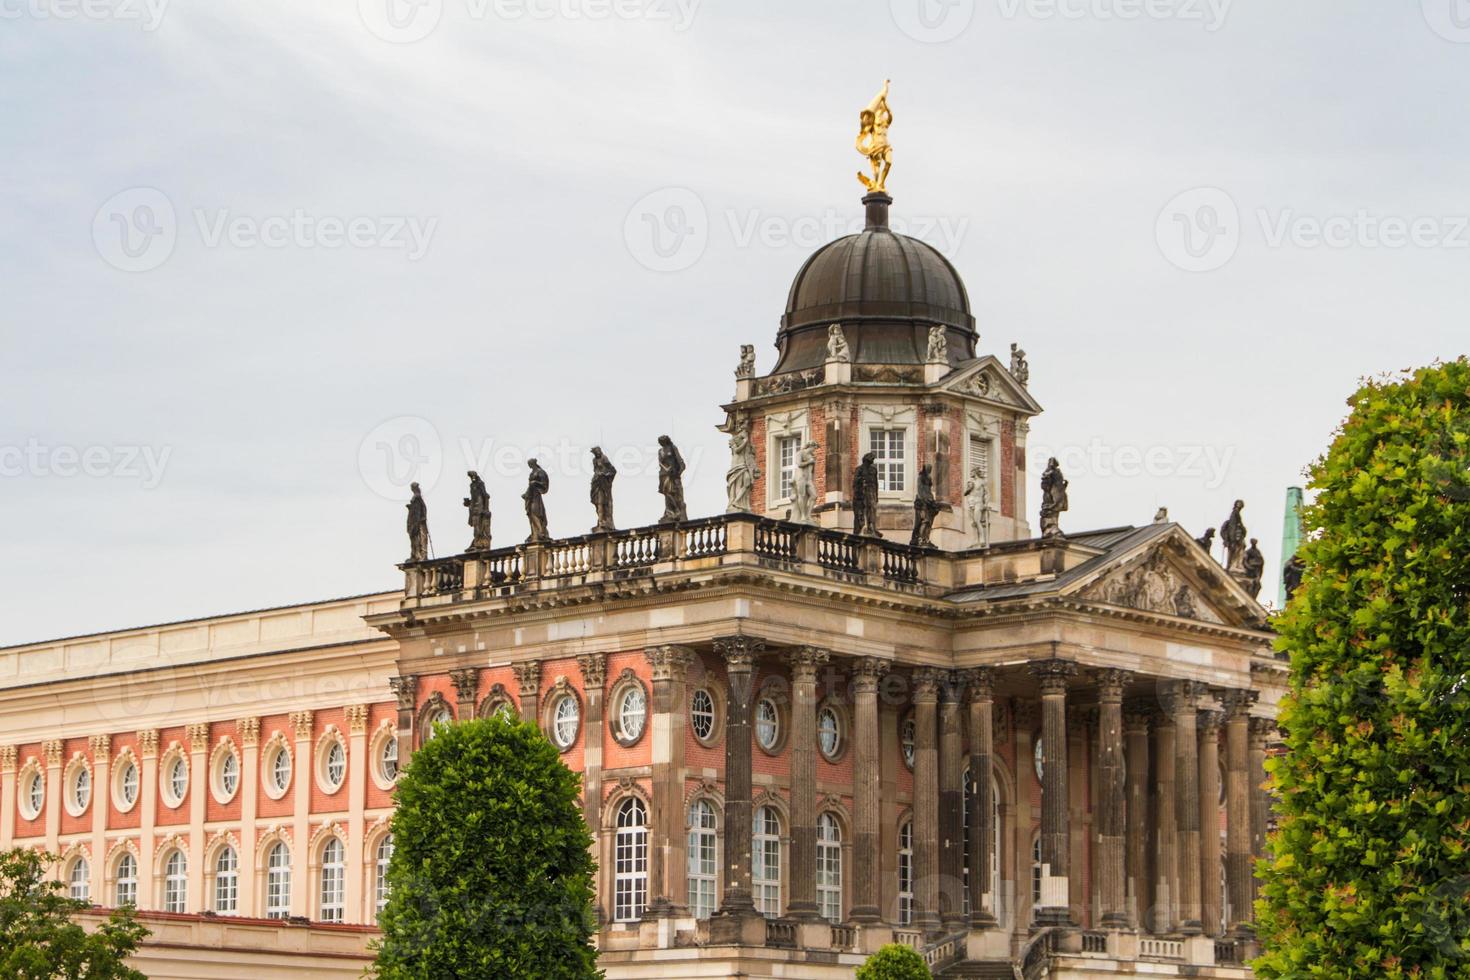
937 961 1016 979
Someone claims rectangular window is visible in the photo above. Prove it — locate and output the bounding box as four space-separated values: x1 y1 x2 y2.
687 828 717 920
215 871 237 914
870 428 906 493
776 434 801 500
897 822 913 926
968 434 991 482
817 843 841 924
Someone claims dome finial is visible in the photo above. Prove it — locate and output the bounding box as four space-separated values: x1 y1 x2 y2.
855 80 893 194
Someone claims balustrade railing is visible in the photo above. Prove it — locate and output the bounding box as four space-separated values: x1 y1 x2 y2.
1214 939 1239 964
611 529 660 568
892 928 923 949
682 519 727 558
486 551 522 584
764 918 796 948
1140 938 1184 959
879 542 920 583
544 539 591 577
829 923 856 950
921 930 967 969
753 520 799 562
1081 931 1108 954
817 531 861 572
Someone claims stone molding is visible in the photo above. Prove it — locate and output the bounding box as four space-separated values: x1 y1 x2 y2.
389 674 419 710
512 661 542 698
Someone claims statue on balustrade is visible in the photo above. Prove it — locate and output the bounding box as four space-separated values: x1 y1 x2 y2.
910 463 941 547
1196 526 1216 555
1242 537 1266 599
1221 499 1248 572
523 459 551 543
791 440 819 525
464 470 493 551
1153 506 1169 524
964 467 992 549
1010 342 1030 387
1039 457 1068 539
590 448 617 532
407 482 430 561
658 435 688 523
725 418 760 513
826 324 850 363
926 324 948 364
852 451 880 537
736 344 755 379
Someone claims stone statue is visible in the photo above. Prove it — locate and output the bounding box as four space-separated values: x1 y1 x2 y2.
735 344 755 379
406 482 430 561
1242 537 1266 599
964 467 992 549
464 470 492 551
589 448 617 532
826 324 850 363
852 451 880 537
523 459 550 543
926 325 948 363
1010 343 1029 387
1282 552 1306 600
1220 499 1248 572
1196 527 1217 555
791 441 818 525
725 419 760 513
657 435 687 523
854 79 893 193
1153 506 1169 524
1039 457 1068 539
910 463 941 547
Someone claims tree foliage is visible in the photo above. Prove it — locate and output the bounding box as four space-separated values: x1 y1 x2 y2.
855 942 931 980
1256 359 1470 979
0 848 148 980
373 714 600 980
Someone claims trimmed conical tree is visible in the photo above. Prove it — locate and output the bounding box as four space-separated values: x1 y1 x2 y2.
373 714 600 980
1255 358 1470 979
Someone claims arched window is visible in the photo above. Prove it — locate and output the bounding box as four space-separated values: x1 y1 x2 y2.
817 706 843 760
901 716 916 770
320 838 345 922
1031 836 1042 912
118 759 139 808
266 842 291 919
551 694 580 750
167 756 188 805
162 849 187 913
214 846 238 914
897 820 914 926
755 698 780 751
753 806 782 917
690 689 716 742
687 800 718 920
613 798 648 923
269 746 292 794
379 734 399 782
324 742 347 791
375 835 394 921
219 751 240 799
115 853 138 907
68 856 90 902
72 767 91 812
816 812 842 923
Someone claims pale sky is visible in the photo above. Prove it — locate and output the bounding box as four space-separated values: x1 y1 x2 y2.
3 0 1467 644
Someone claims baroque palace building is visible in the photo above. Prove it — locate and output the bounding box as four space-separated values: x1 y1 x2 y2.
0 187 1287 979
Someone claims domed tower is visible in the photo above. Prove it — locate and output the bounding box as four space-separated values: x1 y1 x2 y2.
720 192 1041 550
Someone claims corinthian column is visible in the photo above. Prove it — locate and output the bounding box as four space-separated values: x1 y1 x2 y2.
965 668 997 928
1248 718 1275 907
787 646 829 921
1123 704 1151 929
1198 705 1223 937
850 658 887 922
1095 669 1130 929
939 672 968 931
1152 707 1177 934
714 636 763 920
1223 690 1256 936
643 646 692 918
1166 681 1203 935
911 667 942 935
1030 659 1077 926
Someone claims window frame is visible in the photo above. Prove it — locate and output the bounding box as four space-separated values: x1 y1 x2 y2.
816 812 843 924
213 844 239 915
612 797 649 924
114 851 138 907
897 818 914 926
868 426 909 495
68 855 90 902
319 837 346 923
162 849 187 913
752 805 783 918
689 687 723 747
686 799 719 920
265 841 292 919
609 673 650 748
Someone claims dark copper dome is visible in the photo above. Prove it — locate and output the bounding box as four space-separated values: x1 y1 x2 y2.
772 193 975 374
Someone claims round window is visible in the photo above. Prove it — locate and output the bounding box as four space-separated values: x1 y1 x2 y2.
72 767 91 811
21 771 43 819
755 698 780 751
117 759 139 808
167 756 188 804
270 746 292 792
378 734 399 782
1034 737 1044 781
220 751 240 798
616 685 647 744
324 741 346 790
817 706 842 760
690 689 716 742
552 695 580 749
901 717 916 770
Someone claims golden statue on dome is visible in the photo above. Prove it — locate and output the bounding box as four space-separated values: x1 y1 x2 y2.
855 80 893 193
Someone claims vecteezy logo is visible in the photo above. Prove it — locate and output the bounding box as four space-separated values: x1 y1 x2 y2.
1422 0 1470 42
358 0 443 43
1155 186 1240 272
623 187 709 273
358 415 443 500
890 0 974 42
93 188 177 272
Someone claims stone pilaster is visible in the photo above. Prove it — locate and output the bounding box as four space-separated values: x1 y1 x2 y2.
850 657 887 923
938 672 967 931
289 710 314 916
42 740 62 853
237 719 259 913
576 653 608 885
1095 669 1129 929
787 646 829 921
964 668 997 928
711 635 764 938
1166 681 1203 935
1123 704 1151 930
1151 708 1177 934
1248 718 1275 908
0 745 15 851
345 705 369 923
512 662 542 726
1223 691 1256 936
88 735 110 900
187 723 210 907
1031 659 1077 926
643 646 692 918
911 667 942 935
138 729 159 910
389 674 418 765
449 667 480 719
1197 706 1223 937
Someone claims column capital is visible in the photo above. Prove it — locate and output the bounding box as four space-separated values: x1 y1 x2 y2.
43 739 64 768
289 710 314 742
0 745 15 772
714 634 765 671
938 670 966 705
138 729 160 758
645 645 695 682
851 657 889 694
390 674 419 709
1197 709 1224 736
1221 689 1259 717
1094 668 1130 702
575 654 607 690
1160 678 1204 713
912 667 944 702
1248 716 1277 749
1030 658 1078 696
788 646 830 680
344 704 369 734
187 724 210 754
511 661 542 698
449 667 481 703
962 667 995 701
237 717 260 747
1122 702 1153 735
88 734 112 757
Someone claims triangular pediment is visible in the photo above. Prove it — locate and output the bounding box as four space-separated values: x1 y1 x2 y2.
1064 526 1264 628
938 356 1042 414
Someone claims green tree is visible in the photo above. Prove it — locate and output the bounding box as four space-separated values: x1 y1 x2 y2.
855 942 930 980
373 714 600 980
0 848 148 980
1255 358 1470 979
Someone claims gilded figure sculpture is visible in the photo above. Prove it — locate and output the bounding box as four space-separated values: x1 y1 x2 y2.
855 80 893 193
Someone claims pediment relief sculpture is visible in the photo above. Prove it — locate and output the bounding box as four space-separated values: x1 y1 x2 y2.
1083 550 1223 624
